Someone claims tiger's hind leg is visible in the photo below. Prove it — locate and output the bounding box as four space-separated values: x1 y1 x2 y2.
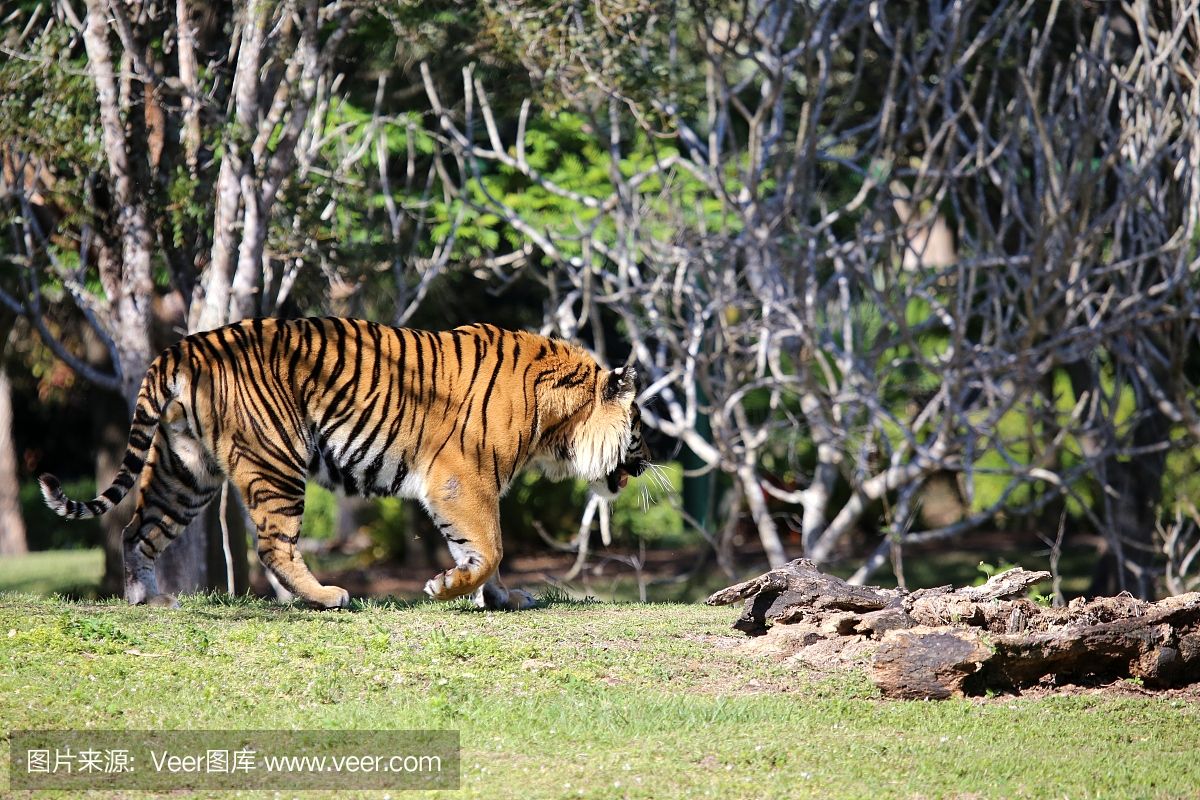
474 576 538 611
123 410 222 607
231 463 350 609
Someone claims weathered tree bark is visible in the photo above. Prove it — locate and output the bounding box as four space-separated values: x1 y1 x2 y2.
707 557 902 634
709 559 1200 698
81 0 155 406
77 0 157 592
986 594 1200 689
872 628 992 700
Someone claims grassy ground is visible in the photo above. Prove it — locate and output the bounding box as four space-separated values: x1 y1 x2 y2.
1 591 1198 799
0 549 104 598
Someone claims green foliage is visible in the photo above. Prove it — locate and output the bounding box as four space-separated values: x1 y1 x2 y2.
0 25 103 169
297 484 411 560
299 482 338 541
165 166 206 249
500 464 689 550
501 470 591 542
365 497 410 560
964 366 1146 519
609 463 686 545
430 111 734 263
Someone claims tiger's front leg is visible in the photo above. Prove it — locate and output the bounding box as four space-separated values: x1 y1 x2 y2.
422 479 537 610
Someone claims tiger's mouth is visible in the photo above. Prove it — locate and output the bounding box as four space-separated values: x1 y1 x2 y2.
605 459 647 494
605 468 630 494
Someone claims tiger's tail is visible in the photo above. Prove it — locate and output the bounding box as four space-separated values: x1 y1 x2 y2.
40 357 172 520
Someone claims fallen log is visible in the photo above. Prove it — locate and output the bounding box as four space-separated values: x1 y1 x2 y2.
705 558 904 635
707 558 1200 698
872 627 991 700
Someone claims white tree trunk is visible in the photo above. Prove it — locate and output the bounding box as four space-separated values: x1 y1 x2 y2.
737 463 787 568
82 0 154 406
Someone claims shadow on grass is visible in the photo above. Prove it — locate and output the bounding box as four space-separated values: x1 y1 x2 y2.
62 586 616 621
42 583 103 602
356 586 608 613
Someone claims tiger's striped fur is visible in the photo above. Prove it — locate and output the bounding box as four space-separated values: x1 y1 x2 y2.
40 318 650 609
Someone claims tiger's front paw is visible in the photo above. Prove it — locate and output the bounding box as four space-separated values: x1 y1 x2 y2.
308 585 351 610
424 571 458 601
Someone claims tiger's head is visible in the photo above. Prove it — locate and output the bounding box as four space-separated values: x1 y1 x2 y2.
531 355 652 499
591 365 651 500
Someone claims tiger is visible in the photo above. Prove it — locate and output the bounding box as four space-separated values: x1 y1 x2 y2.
39 317 651 610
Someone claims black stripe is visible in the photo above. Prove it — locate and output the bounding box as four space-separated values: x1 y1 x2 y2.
368 322 383 386
394 327 409 423
215 326 303 465
554 363 586 388
412 330 426 423
389 460 410 495
317 321 359 430
342 395 383 468
451 330 463 368
479 334 506 438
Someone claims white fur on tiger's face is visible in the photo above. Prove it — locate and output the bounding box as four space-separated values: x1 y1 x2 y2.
529 363 650 500
39 318 652 612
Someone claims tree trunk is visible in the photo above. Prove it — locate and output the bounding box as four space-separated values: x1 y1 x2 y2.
0 365 27 555
93 395 135 595
738 463 787 568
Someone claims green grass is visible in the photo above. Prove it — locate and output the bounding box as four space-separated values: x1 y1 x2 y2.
0 549 104 598
1 593 1197 799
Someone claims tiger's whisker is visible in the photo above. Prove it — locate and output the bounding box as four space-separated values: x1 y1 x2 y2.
648 463 672 494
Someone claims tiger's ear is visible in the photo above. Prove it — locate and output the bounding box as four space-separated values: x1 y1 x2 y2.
604 365 638 402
